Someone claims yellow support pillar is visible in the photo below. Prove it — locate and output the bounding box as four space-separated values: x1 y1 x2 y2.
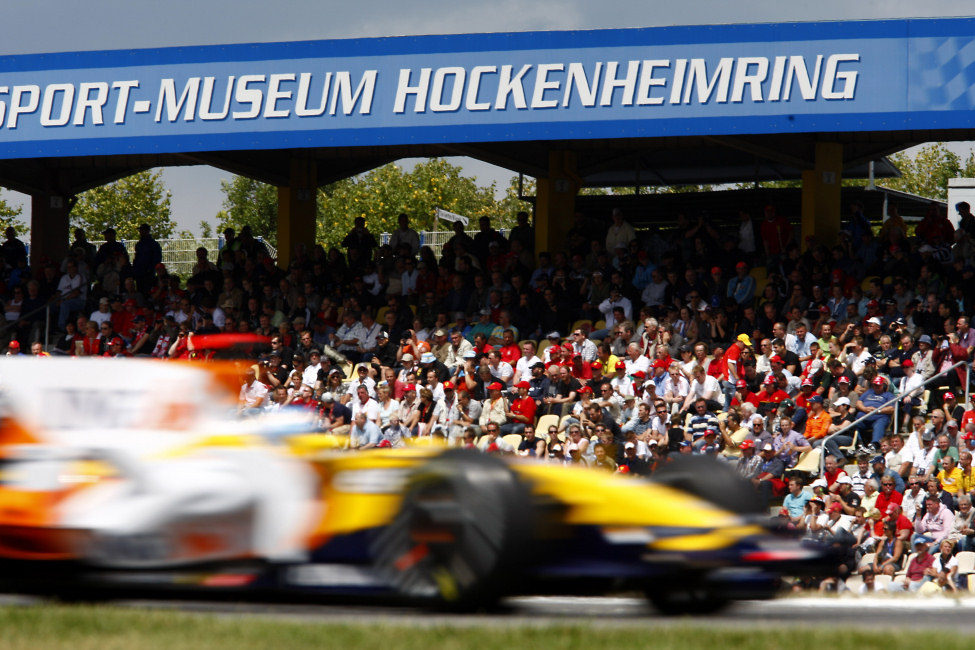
800 142 843 251
277 158 318 269
534 150 580 257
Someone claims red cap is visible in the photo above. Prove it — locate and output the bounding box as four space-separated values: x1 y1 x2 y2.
404 383 416 391
769 355 784 364
590 361 603 369
442 381 455 390
710 266 722 274
631 370 646 379
515 381 530 389
653 359 668 369
902 359 914 368
736 261 748 269
110 336 124 346
487 382 503 391
377 440 392 448
736 379 747 388
579 386 593 394
763 375 776 385
838 376 851 384
738 439 755 450
828 502 843 513
945 391 956 400
563 342 574 351
617 465 631 474
801 378 814 387
867 299 880 309
7 340 19 349
871 376 885 386
615 360 626 369
964 432 975 441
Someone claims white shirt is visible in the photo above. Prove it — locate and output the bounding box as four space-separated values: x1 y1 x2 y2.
89 309 112 326
57 272 85 300
624 355 651 376
785 331 817 357
351 397 381 422
514 355 542 382
488 361 514 384
688 375 721 401
239 380 268 408
598 296 633 327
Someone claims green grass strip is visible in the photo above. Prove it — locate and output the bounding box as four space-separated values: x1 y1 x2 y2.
0 603 971 650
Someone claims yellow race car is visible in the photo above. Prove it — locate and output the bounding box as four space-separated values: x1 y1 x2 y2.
0 359 832 613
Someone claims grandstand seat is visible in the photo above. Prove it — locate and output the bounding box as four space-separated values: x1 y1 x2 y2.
535 414 560 437
792 448 822 474
858 553 876 571
593 320 606 331
537 339 553 355
873 574 893 590
843 575 863 592
337 361 354 381
838 430 859 455
502 434 523 451
955 551 975 582
571 319 593 334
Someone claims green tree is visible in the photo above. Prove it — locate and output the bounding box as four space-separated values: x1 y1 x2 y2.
0 191 27 235
880 142 975 201
316 159 522 249
199 220 213 238
216 177 278 245
70 170 174 240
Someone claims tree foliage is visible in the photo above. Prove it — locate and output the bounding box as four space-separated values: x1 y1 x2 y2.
316 159 525 249
216 177 278 245
0 191 27 235
881 142 975 201
71 170 175 240
216 159 532 252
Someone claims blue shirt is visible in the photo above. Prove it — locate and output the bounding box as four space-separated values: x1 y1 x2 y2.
783 490 811 518
859 389 894 419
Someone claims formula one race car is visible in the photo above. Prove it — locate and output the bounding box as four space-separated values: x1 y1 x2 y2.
0 359 832 613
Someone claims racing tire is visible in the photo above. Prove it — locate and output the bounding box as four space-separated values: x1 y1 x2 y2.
371 448 532 610
651 455 764 515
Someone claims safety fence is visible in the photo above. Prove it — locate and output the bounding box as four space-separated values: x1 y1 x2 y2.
88 237 277 277
379 229 509 258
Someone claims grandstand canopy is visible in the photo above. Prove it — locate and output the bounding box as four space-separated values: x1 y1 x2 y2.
2 17 975 264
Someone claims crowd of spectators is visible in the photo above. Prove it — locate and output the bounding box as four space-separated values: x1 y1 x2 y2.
8 196 975 594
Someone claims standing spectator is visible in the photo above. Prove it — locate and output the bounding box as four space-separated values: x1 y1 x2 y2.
132 223 163 293
341 217 378 262
759 205 792 261
388 213 420 258
605 208 636 253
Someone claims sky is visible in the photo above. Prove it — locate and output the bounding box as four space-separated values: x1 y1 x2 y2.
2 0 974 234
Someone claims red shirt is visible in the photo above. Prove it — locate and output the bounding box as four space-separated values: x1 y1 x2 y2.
570 363 592 381
719 345 741 381
510 395 537 425
875 489 903 515
499 344 521 365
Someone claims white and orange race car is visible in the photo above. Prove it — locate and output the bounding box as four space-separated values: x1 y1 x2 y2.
0 358 834 613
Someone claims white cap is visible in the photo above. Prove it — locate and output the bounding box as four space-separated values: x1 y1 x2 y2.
834 397 851 407
836 474 853 485
624 442 636 449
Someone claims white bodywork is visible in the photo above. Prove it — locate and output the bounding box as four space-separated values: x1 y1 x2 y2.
0 358 319 567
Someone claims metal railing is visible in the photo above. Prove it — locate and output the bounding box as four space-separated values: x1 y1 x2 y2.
0 294 62 349
87 236 277 277
379 229 509 259
818 360 970 473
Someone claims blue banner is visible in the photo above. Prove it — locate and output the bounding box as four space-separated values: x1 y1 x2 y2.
0 18 973 159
